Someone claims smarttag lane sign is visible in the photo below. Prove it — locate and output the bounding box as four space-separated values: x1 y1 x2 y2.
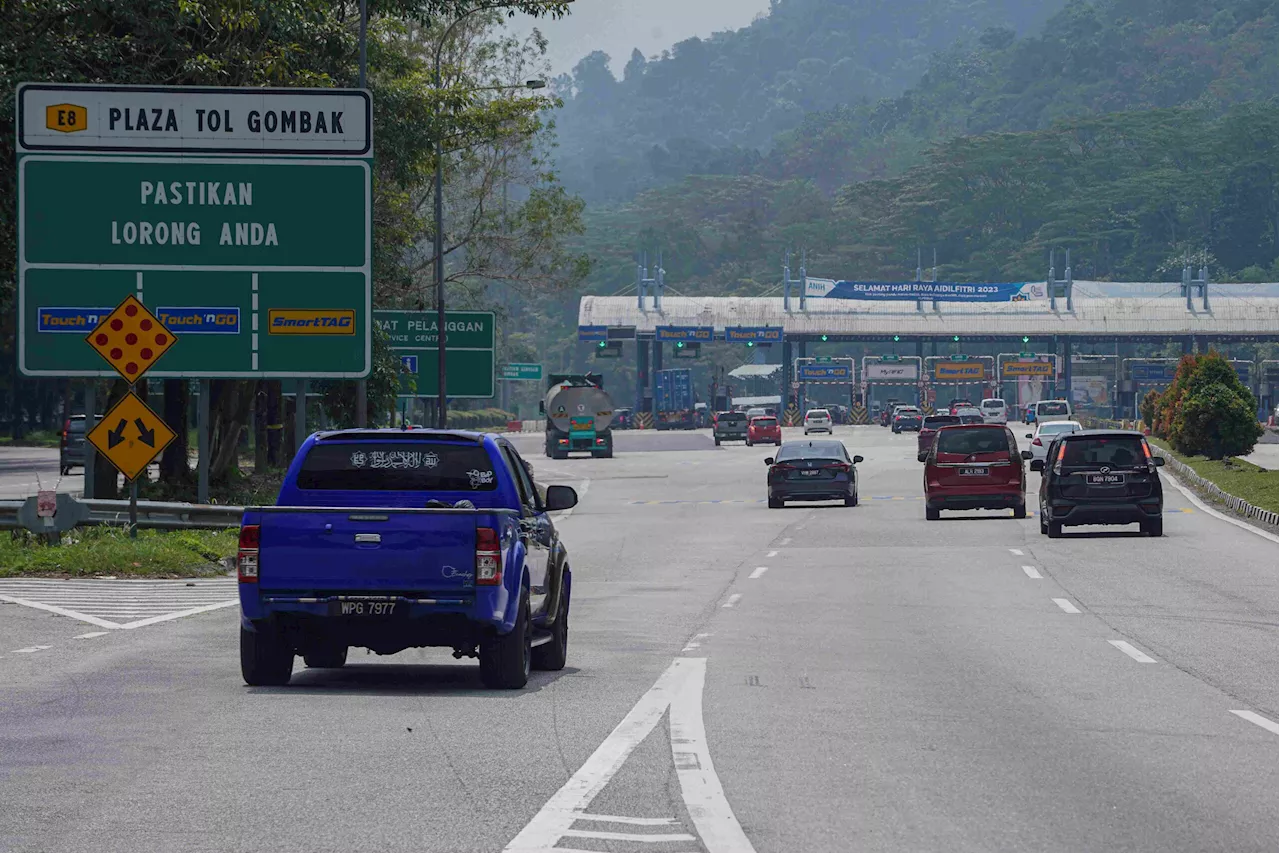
17 84 372 380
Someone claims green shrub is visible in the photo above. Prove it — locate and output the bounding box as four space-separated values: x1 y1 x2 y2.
1156 351 1262 459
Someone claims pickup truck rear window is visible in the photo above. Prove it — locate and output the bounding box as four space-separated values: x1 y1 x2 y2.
295 443 499 491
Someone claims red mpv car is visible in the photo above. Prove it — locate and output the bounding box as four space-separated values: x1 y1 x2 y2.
920 423 1025 520
747 415 782 446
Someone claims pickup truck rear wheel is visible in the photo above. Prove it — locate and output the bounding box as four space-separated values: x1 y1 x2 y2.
532 581 569 671
240 625 293 686
480 589 531 689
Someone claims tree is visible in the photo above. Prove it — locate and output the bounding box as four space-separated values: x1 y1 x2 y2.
1156 351 1262 459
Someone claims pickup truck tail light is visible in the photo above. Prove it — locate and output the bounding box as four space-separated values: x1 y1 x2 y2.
475 527 502 585
237 524 260 582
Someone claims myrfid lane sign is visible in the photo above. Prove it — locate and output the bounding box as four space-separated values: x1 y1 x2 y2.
17 83 372 379
373 310 495 399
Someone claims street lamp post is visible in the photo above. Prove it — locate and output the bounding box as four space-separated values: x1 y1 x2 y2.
432 3 556 429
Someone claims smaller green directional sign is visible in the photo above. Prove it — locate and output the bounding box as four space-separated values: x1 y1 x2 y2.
374 309 494 399
501 363 542 381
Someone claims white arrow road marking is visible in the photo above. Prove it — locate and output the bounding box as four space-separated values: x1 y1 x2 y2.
0 595 122 629
504 657 757 853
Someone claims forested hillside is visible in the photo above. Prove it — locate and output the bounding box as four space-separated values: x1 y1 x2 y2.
551 0 1066 201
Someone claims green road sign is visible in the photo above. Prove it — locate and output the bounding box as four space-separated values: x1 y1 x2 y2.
501 363 542 381
949 354 970 361
374 310 494 399
880 354 902 362
17 84 372 379
1019 351 1036 358
815 356 834 363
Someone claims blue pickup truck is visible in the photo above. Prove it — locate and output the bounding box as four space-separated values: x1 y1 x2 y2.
237 429 577 689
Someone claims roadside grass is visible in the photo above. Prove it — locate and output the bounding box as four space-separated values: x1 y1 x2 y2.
0 430 62 449
0 526 238 578
1150 438 1279 513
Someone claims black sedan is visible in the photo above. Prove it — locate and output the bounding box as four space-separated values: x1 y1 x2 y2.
766 439 863 508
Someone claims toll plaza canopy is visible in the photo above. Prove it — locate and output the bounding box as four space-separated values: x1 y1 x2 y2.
579 283 1279 341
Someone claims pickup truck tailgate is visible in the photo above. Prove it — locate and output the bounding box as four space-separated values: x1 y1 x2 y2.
257 509 493 592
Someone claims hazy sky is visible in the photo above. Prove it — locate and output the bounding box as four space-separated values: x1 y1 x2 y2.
505 0 773 78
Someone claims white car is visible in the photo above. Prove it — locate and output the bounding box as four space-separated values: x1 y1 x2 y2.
1025 420 1083 463
980 398 1008 424
954 406 983 423
803 408 833 435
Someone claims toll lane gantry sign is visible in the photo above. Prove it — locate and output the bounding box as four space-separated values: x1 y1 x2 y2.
16 83 372 379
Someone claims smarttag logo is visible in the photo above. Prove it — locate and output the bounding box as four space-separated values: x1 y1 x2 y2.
45 104 87 133
268 309 356 335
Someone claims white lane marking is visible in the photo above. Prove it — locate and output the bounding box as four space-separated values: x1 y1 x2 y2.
1009 549 1024 556
1108 640 1156 663
765 550 778 558
748 566 769 579
118 599 238 629
722 593 742 608
0 594 122 629
1161 468 1279 543
1022 566 1042 579
681 633 711 653
669 657 759 853
1052 598 1081 614
572 815 678 826
779 538 791 546
562 829 696 843
504 657 756 853
73 631 109 639
12 646 52 654
1229 710 1280 734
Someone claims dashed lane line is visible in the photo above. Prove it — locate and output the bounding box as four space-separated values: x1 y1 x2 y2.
1009 549 1024 556
1108 640 1157 663
748 566 769 579
1229 710 1280 734
11 646 51 654
765 550 778 558
1022 566 1042 579
1052 598 1081 614
722 593 742 609
74 632 110 640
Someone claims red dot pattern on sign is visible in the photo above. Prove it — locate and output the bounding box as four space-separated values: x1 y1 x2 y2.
156 334 168 345
110 348 122 360
125 363 138 375
125 304 138 317
111 319 123 331
125 333 137 345
95 334 108 346
140 319 152 331
141 348 153 359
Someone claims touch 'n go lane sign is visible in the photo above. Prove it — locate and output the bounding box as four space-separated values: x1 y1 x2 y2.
18 83 371 156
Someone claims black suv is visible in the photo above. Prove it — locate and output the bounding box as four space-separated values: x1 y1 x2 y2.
1025 430 1165 537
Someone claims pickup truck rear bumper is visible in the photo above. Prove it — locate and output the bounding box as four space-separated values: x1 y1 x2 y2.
241 587 513 654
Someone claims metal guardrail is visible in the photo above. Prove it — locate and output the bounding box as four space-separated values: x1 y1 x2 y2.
0 497 244 533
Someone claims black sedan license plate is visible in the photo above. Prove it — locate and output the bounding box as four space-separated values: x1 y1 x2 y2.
1086 473 1126 485
959 467 989 476
329 600 401 617
800 469 821 476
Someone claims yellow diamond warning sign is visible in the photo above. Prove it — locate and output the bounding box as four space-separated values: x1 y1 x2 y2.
86 393 176 481
45 103 87 133
85 295 177 381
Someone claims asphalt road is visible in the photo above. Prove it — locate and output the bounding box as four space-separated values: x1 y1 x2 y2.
1 426 1275 852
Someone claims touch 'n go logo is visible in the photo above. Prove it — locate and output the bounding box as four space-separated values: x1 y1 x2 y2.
46 104 88 133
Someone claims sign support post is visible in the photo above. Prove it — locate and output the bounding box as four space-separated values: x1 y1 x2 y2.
83 381 96 499
198 379 210 504
295 380 308 454
128 387 138 537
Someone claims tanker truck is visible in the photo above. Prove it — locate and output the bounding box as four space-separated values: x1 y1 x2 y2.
541 373 615 459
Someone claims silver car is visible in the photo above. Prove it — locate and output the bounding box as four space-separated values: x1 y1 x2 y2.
1025 420 1083 463
803 408 833 435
